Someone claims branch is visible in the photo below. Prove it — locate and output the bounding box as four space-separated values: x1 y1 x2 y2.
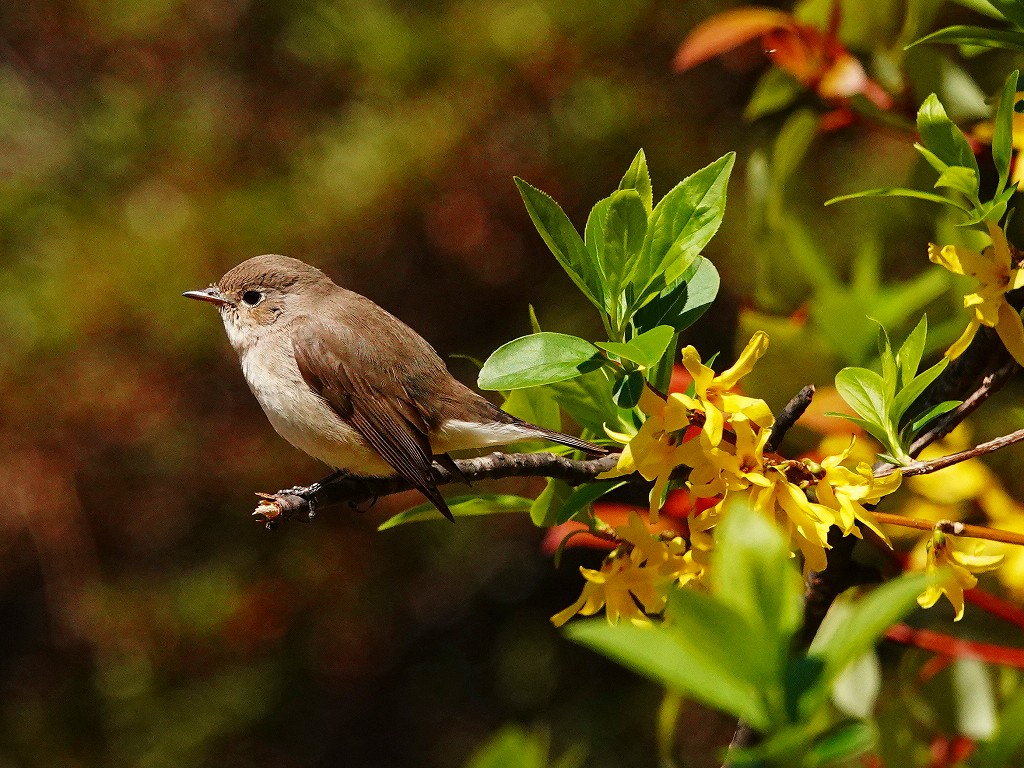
877 426 1024 479
765 384 815 453
254 451 622 525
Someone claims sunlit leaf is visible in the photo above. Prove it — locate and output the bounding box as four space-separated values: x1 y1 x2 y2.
596 325 676 368
909 25 1024 53
618 148 653 213
993 71 1020 194
479 333 602 390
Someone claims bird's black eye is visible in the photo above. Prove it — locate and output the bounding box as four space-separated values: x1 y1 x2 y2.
241 290 263 306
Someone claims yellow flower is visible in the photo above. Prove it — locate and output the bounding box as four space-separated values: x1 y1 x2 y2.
815 441 901 544
550 513 698 627
680 331 776 435
602 386 704 520
750 469 834 574
688 416 772 498
917 531 1003 621
928 222 1024 365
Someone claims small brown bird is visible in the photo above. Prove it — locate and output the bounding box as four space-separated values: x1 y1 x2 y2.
184 254 606 520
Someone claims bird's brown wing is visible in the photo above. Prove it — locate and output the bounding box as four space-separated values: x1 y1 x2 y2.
290 318 454 521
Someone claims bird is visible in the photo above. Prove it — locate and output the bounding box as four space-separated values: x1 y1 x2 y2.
184 254 607 520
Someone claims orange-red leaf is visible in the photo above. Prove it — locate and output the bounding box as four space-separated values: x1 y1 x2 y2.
675 6 793 72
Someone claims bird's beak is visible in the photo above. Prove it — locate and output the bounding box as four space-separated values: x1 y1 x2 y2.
183 286 233 307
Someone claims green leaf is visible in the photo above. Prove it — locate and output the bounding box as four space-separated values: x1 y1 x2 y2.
896 315 928 389
744 68 804 122
531 478 571 527
911 399 961 433
804 722 877 767
834 368 889 426
917 93 981 181
910 24 1024 52
876 323 898 404
808 573 928 688
611 369 645 408
994 71 1020 195
632 257 720 334
546 369 619 435
583 197 612 275
515 177 605 310
601 189 648 299
631 153 735 302
935 165 980 200
711 503 803 681
567 602 773 730
825 187 972 212
378 494 533 530
479 333 601 390
618 149 653 213
502 386 561 432
891 356 949 425
826 413 897 453
952 658 997 740
596 325 676 368
556 480 627 525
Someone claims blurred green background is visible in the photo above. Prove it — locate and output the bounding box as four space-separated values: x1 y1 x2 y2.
3 0 1019 766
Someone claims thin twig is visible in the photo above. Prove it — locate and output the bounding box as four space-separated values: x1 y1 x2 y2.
872 513 1024 546
877 426 1024 479
765 384 815 453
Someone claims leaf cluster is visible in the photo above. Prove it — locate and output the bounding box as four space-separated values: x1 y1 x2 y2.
828 70 1020 227
832 316 960 465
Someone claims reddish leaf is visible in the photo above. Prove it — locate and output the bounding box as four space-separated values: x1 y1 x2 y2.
675 6 793 72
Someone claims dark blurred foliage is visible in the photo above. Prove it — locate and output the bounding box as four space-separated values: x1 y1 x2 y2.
3 0 1020 766
0 1 759 766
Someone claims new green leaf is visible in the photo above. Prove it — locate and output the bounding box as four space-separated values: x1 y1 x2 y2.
479 333 601 390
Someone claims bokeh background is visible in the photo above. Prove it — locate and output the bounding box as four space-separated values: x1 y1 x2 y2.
3 0 1023 766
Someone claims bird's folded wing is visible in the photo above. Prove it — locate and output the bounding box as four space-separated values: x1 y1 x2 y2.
291 319 453 520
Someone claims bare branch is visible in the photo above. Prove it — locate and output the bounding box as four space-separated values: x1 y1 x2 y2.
254 451 623 524
877 426 1024 479
765 384 815 453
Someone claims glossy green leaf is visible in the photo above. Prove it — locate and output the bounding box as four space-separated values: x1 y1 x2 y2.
632 153 734 300
378 494 533 530
994 71 1020 194
611 369 645 408
917 94 980 180
891 356 949 425
632 257 720 334
600 189 648 298
556 479 627 525
835 367 888 426
479 333 601 390
825 187 972 212
991 0 1024 27
515 177 604 310
618 148 653 213
596 325 676 368
502 385 561 432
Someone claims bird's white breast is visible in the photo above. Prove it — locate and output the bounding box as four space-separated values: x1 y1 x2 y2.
234 328 394 477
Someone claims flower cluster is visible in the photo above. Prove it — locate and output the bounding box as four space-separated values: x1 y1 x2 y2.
554 333 906 625
550 512 699 627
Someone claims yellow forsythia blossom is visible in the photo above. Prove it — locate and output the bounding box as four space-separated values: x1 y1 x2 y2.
917 530 1003 621
928 222 1024 365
